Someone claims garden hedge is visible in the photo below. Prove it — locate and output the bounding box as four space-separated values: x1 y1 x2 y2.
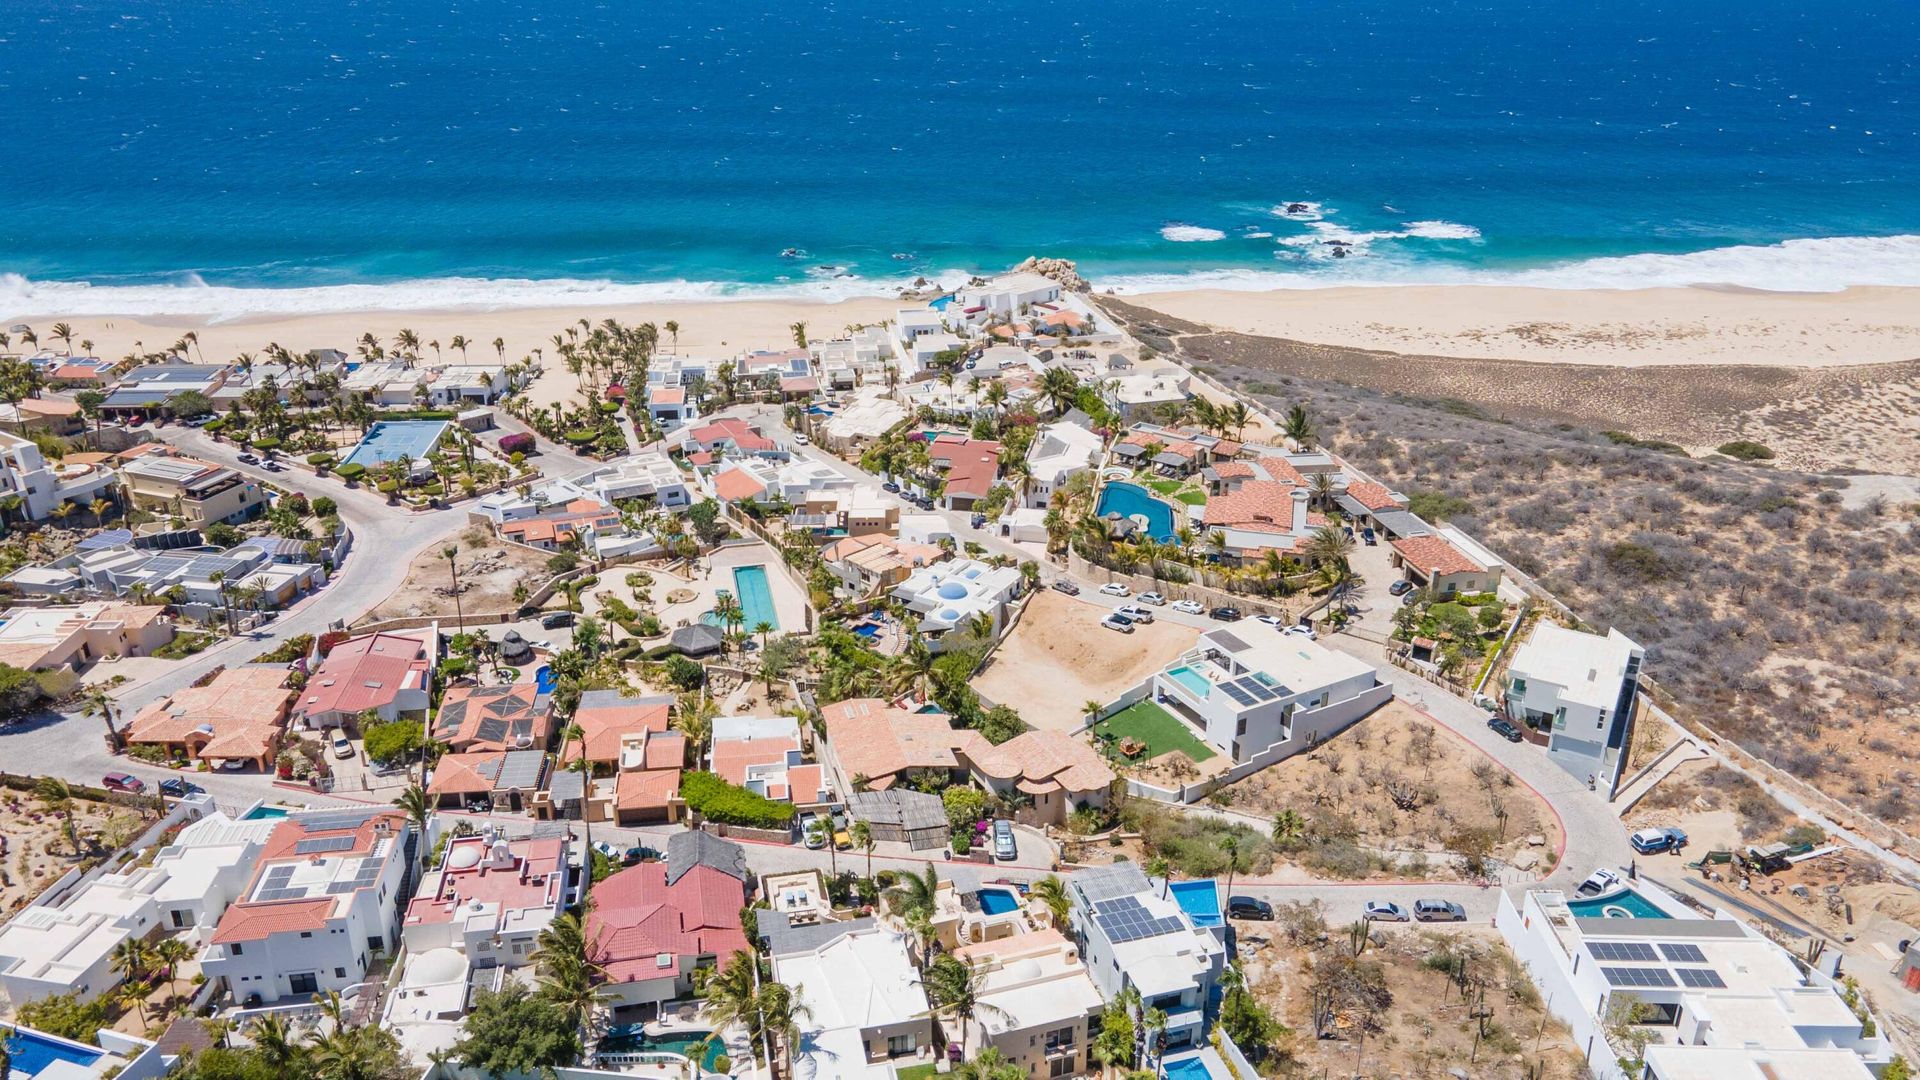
680 771 795 830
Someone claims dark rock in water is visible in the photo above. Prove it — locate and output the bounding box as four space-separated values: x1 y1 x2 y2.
1330 246 1348 258
1285 202 1310 214
780 247 806 259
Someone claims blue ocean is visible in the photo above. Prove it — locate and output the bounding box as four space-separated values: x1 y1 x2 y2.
1 0 1915 313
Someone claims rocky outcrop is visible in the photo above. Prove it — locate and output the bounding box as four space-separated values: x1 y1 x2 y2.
1007 256 1090 292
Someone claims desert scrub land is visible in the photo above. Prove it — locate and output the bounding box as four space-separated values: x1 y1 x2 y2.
1209 701 1560 880
1239 904 1586 1080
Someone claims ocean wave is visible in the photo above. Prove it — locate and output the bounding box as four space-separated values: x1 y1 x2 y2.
1160 224 1227 242
0 269 975 319
1103 234 1920 293
1277 219 1483 259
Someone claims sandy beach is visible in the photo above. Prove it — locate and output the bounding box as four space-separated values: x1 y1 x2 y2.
1123 284 1920 367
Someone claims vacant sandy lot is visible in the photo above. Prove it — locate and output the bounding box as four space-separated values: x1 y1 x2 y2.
972 589 1200 732
367 528 553 623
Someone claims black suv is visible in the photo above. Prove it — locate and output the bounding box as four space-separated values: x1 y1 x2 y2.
1487 716 1524 742
1209 606 1243 621
1226 896 1274 921
541 611 575 630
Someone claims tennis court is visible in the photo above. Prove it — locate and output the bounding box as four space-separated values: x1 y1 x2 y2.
343 420 449 468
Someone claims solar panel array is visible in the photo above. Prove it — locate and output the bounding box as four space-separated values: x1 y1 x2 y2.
296 835 355 856
1218 681 1257 707
1676 968 1726 989
1658 943 1708 963
1588 941 1659 962
1604 967 1677 989
1093 895 1185 944
476 718 511 744
326 857 385 896
299 808 383 832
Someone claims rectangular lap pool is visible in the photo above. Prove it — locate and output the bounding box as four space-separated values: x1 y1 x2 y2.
1166 665 1211 699
1169 879 1221 928
732 564 779 631
342 420 449 469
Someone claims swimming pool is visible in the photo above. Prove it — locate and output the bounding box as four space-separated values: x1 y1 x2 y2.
731 565 779 631
4 1026 106 1078
1096 482 1178 543
599 1027 725 1070
1162 1056 1214 1080
1567 889 1670 920
1169 879 1221 928
342 420 449 469
851 621 881 638
535 664 557 695
977 887 1021 916
1166 666 1211 699
243 805 289 820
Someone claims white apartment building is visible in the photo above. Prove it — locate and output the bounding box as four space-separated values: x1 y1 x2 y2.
1025 419 1104 508
889 559 1023 653
775 928 935 1080
199 807 414 1006
1504 623 1645 789
0 430 120 522
1066 864 1224 1056
811 327 894 389
0 797 272 1005
1136 618 1391 764
1497 880 1890 1080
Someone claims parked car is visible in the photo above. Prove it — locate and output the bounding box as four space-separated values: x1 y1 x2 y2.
992 819 1017 861
102 772 145 794
1280 624 1317 640
218 758 248 771
464 795 494 814
1138 592 1167 606
1171 599 1204 615
793 433 809 445
1362 528 1377 546
801 815 826 849
882 482 900 493
970 513 987 529
237 453 259 464
1051 580 1081 596
1576 868 1623 897
1100 613 1136 633
541 611 575 630
1414 899 1466 922
1388 579 1415 596
1363 900 1408 922
1209 606 1243 621
330 731 355 759
1098 582 1131 597
1254 614 1285 627
159 778 204 798
1226 896 1274 921
1402 591 1421 606
1115 604 1155 624
1487 716 1524 742
1629 827 1689 855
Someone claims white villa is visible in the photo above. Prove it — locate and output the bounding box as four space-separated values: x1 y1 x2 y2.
0 429 120 522
773 927 935 1080
956 928 1105 1079
1132 617 1392 764
1504 623 1644 790
889 559 1023 652
583 451 693 509
811 327 895 389
1497 879 1891 1080
1023 418 1104 508
1066 864 1224 1057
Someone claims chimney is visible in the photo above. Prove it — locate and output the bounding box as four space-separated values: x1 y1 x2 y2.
1291 487 1310 536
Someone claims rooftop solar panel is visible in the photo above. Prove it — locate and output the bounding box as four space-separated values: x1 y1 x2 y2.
1658 943 1708 964
1589 941 1659 963
1603 967 1676 988
1676 968 1726 989
295 835 355 855
1219 682 1256 707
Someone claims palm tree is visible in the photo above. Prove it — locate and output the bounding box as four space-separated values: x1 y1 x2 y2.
954 1048 1026 1080
1305 525 1354 571
441 544 464 631
492 337 506 362
1283 404 1315 448
532 911 602 1029
51 322 75 355
1219 834 1245 898
1141 1008 1169 1069
752 620 774 651
886 862 939 918
247 1013 306 1069
789 322 808 350
664 320 680 353
34 777 80 852
851 820 875 880
313 987 351 1030
917 955 1008 1057
392 784 432 844
83 690 121 752
154 936 193 1002
756 981 813 1078
449 335 470 361
1029 875 1071 927
111 938 151 1021
1270 808 1305 846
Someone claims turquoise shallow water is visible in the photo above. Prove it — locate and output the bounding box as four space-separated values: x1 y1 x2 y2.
1 0 1916 312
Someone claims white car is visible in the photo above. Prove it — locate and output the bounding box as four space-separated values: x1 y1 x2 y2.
330 731 355 759
1100 613 1136 633
1138 592 1167 606
1363 900 1409 922
1098 582 1131 597
1115 604 1155 624
1576 868 1623 897
793 433 810 445
1171 599 1204 615
1280 624 1318 640
1255 614 1285 627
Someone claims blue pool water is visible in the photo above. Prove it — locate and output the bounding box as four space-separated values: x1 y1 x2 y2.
4 1027 106 1079
1567 889 1671 920
342 420 449 469
851 622 881 639
1166 666 1211 699
1096 483 1178 544
977 888 1020 916
731 565 779 632
243 806 288 820
1169 880 1222 928
598 1026 725 1070
535 665 557 695
1162 1057 1214 1080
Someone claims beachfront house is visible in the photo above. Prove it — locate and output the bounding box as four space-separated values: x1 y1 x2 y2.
0 429 122 521
1503 623 1644 789
1134 616 1392 764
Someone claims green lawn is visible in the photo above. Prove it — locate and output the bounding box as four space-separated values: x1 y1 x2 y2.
1143 478 1184 495
1173 489 1208 507
1094 700 1217 763
894 1066 938 1080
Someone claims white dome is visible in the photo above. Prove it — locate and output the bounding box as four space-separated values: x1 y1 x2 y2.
1006 958 1043 981
405 948 468 986
447 844 484 870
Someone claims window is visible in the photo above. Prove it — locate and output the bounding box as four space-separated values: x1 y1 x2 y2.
171 910 187 929
887 1034 916 1057
1510 677 1527 695
1049 1059 1073 1077
230 944 244 956
1553 707 1567 731
368 936 384 953
300 931 313 938
335 967 347 979
1235 717 1247 736
289 972 318 995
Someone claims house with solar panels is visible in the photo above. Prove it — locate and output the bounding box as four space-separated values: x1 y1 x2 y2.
1065 864 1225 1056
1496 877 1892 1080
1135 616 1391 765
198 807 416 1007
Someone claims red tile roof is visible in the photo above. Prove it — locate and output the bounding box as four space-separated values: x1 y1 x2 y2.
566 696 672 764
1390 533 1485 577
210 899 333 944
932 435 1001 499
713 466 768 503
650 386 686 405
295 633 429 720
1344 480 1403 511
616 767 682 813
685 417 775 453
1205 480 1304 530
587 861 748 980
779 376 819 393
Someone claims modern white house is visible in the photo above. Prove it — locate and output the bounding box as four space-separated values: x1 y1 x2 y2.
811 327 895 389
951 273 1065 322
583 451 694 509
1024 419 1105 509
1066 864 1224 1056
199 807 415 1006
958 929 1105 1079
0 796 271 1006
1504 623 1645 789
1133 618 1392 764
773 927 935 1080
0 429 121 521
1496 879 1890 1080
889 559 1023 653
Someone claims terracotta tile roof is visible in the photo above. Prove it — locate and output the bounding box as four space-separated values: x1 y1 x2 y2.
779 376 819 393
125 666 291 758
212 810 407 944
616 767 682 812
1247 457 1304 485
685 417 774 453
565 694 673 764
1205 480 1304 530
712 466 768 503
965 730 1115 795
209 898 333 944
295 632 429 720
710 735 800 788
649 386 686 405
433 683 552 752
931 436 1001 500
1211 461 1256 479
587 861 748 981
426 751 505 797
1390 533 1485 577
1212 438 1244 457
820 698 962 786
1344 480 1403 511
1120 431 1203 460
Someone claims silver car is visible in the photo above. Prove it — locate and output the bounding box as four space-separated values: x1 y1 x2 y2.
1363 900 1408 922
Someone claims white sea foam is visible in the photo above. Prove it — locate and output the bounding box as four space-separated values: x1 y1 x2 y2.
1160 224 1227 243
1269 201 1327 221
1277 219 1482 258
